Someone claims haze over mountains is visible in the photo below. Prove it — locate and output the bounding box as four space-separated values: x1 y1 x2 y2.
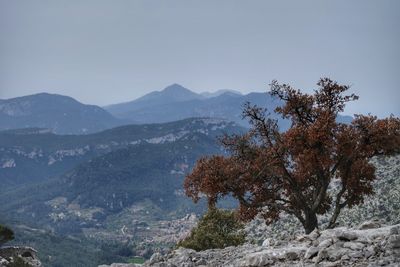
0 93 123 134
104 84 286 127
1 84 353 135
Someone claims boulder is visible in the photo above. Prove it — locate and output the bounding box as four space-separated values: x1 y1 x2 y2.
284 250 301 261
388 234 400 249
325 247 351 262
389 226 399 235
239 251 274 267
358 220 382 230
304 246 319 259
318 238 334 249
336 231 358 241
363 245 379 258
307 229 320 240
343 241 365 250
262 238 271 247
98 264 141 267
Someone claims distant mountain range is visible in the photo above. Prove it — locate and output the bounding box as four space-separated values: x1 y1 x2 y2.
0 85 352 134
104 84 288 127
0 93 124 134
104 83 351 127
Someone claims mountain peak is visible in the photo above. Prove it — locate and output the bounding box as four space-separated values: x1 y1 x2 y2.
162 84 192 93
201 89 243 98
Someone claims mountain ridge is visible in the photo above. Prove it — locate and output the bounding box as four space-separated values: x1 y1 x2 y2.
104 84 287 128
0 117 244 189
0 93 124 135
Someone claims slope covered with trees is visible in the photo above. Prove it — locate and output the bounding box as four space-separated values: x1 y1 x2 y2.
0 118 244 266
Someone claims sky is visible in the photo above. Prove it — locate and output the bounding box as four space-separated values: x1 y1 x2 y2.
0 0 399 117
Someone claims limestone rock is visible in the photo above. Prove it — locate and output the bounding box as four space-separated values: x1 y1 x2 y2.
149 253 164 265
98 264 141 267
239 251 274 266
262 238 271 247
318 238 334 249
304 246 319 259
307 229 320 240
0 246 42 267
336 231 358 241
358 220 382 230
389 225 399 235
388 234 400 249
104 222 400 267
343 241 365 250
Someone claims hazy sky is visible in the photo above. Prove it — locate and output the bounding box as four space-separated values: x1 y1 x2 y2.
0 0 399 117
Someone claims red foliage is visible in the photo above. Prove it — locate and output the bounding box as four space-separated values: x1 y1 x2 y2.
184 78 400 233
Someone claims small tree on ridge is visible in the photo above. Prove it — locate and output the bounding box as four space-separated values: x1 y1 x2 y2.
0 224 14 246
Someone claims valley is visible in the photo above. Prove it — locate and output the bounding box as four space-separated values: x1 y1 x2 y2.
0 118 243 266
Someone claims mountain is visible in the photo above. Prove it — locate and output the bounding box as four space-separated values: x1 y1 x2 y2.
201 89 242 98
105 84 205 119
0 117 242 190
105 85 352 128
0 93 123 134
0 118 244 266
105 85 287 128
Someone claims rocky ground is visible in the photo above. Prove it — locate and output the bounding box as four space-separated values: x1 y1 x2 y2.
119 221 399 267
0 246 42 267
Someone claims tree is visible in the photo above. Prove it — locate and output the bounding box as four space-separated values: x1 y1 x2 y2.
184 78 400 234
177 208 245 251
0 224 14 246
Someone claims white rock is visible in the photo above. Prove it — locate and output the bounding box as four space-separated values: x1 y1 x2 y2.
336 231 358 241
262 238 271 247
388 234 400 249
358 220 382 230
304 246 319 259
343 241 365 250
308 229 320 240
149 253 163 265
318 238 334 249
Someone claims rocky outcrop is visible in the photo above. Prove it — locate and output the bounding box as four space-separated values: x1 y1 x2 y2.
0 246 42 267
142 222 400 267
99 264 141 267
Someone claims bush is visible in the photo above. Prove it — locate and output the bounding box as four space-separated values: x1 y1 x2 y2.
177 208 245 251
8 256 32 267
0 224 14 246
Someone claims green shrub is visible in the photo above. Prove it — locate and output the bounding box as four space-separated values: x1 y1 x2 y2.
8 256 33 267
177 208 245 251
0 224 14 246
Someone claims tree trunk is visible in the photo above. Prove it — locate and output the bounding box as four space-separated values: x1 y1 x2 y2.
303 210 318 234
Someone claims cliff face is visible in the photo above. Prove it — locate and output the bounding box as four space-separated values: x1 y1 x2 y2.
0 246 42 267
141 221 400 267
